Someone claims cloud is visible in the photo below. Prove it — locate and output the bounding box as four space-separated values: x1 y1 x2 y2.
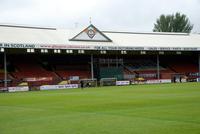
0 0 199 32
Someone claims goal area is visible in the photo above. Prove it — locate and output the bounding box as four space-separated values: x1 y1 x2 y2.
80 79 97 88
100 78 117 86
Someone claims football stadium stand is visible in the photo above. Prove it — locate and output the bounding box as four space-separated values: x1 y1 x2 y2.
0 23 200 90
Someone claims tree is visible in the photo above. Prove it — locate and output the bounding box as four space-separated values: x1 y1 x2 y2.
153 13 193 33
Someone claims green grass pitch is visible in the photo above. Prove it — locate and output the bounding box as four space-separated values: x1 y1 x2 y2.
0 82 200 134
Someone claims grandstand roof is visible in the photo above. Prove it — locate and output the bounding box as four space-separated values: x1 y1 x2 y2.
0 24 200 51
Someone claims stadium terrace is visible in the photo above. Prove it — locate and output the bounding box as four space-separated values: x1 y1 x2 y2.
0 24 200 92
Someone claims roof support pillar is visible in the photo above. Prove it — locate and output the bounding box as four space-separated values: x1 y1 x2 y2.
116 55 118 68
108 59 110 68
198 53 200 75
91 54 94 79
157 53 160 81
4 50 8 90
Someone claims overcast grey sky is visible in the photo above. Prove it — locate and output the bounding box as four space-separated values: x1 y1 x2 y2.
0 0 200 32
